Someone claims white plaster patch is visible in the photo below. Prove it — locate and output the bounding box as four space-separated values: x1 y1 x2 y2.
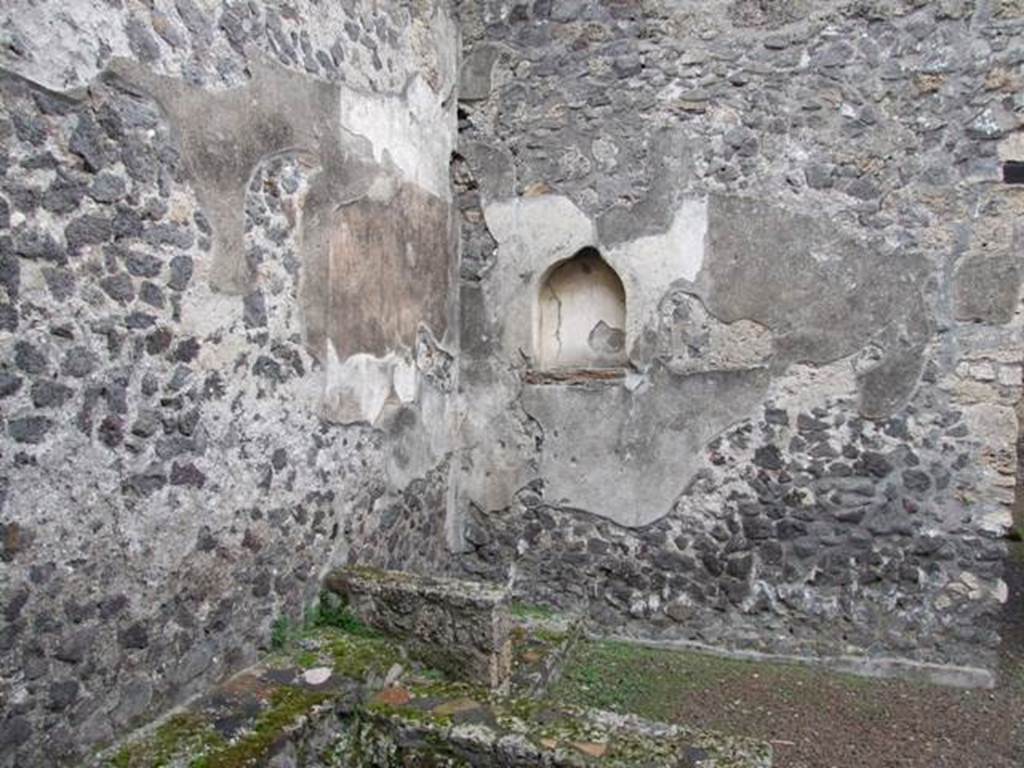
342 75 454 201
483 195 595 260
607 197 707 282
766 359 858 411
605 198 708 348
481 194 711 368
392 358 419 403
180 289 244 342
323 344 411 426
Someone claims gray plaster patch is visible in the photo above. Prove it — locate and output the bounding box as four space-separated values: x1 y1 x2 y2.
701 195 933 417
106 55 458 431
856 345 927 420
105 57 341 294
520 366 770 528
595 127 699 247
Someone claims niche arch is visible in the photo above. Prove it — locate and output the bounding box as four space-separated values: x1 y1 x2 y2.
536 247 627 370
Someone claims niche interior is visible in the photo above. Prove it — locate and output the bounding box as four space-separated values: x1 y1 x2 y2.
536 247 627 370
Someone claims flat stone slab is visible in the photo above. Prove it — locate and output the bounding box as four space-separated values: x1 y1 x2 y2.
324 566 514 690
356 679 773 767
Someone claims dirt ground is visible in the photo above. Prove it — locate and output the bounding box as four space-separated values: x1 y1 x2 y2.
553 543 1024 768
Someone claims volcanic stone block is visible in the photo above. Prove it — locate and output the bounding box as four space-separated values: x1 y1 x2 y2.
324 567 513 691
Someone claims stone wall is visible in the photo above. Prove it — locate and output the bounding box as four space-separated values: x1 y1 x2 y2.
2 1 1023 763
449 0 1023 676
0 1 459 765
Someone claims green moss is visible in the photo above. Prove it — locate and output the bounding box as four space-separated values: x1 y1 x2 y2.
364 700 453 728
324 630 404 680
401 677 488 708
305 591 375 636
331 714 473 768
552 639 795 721
552 638 925 727
509 601 558 621
294 650 320 669
192 687 329 768
270 616 294 651
107 713 224 768
271 591 376 657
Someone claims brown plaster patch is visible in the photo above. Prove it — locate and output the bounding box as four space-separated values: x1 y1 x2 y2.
324 182 452 360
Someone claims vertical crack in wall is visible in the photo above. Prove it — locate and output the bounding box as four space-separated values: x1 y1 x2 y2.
549 280 564 360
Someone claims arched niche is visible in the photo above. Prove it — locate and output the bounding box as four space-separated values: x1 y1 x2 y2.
536 247 627 370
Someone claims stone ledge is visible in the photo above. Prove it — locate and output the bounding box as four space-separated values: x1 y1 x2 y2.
601 633 997 690
324 566 513 690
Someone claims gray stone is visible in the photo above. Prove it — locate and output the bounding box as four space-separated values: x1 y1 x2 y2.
0 716 31 749
100 273 136 304
43 173 86 214
966 103 1019 139
0 252 18 299
804 163 834 189
130 410 161 438
13 229 65 263
112 678 153 726
460 44 501 102
0 303 16 331
168 255 193 291
31 381 73 408
139 281 164 308
243 290 267 328
55 627 95 663
69 115 109 172
89 173 127 203
42 267 76 300
953 252 1022 325
170 461 206 487
9 415 53 444
143 223 194 249
175 0 212 43
14 341 48 374
47 679 80 711
122 249 163 278
119 622 149 649
0 373 23 398
121 466 167 497
121 138 158 183
125 14 161 63
65 214 114 251
61 347 99 378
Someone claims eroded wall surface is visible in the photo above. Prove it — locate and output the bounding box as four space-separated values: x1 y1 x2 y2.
0 1 458 764
450 0 1023 675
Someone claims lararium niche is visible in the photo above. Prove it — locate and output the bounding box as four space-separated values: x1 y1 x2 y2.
536 247 627 370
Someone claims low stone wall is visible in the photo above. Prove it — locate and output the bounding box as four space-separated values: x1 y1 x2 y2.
324 566 514 691
92 622 772 768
